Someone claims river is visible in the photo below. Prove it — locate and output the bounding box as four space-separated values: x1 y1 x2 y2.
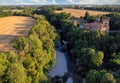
48 41 73 83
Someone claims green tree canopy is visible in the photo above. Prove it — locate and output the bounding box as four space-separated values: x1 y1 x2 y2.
86 70 116 83
80 48 104 68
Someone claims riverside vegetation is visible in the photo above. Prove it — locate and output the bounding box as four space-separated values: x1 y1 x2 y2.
0 6 120 83
39 6 120 83
0 6 57 83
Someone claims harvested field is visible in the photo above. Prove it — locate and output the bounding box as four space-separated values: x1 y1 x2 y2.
0 16 36 51
55 8 110 18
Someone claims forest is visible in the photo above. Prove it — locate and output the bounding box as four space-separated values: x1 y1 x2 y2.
39 6 120 83
0 6 57 83
0 5 120 83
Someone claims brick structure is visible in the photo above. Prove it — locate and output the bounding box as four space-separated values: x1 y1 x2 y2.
79 17 110 32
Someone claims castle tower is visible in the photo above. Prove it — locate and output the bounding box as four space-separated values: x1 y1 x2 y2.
102 17 110 31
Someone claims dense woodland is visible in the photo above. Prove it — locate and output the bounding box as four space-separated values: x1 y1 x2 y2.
0 7 57 83
0 6 120 83
39 6 120 83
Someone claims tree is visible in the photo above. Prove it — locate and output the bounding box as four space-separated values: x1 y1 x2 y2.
84 11 90 20
80 48 104 68
101 73 116 83
107 53 120 70
84 11 96 22
91 51 104 67
0 53 8 78
109 13 120 30
86 70 116 83
86 70 101 83
84 11 90 18
0 52 27 83
5 63 26 83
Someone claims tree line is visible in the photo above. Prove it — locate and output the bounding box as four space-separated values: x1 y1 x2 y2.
66 5 120 12
0 14 57 83
0 6 63 18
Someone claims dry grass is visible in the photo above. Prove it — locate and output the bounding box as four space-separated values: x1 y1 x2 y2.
0 16 36 51
55 8 111 18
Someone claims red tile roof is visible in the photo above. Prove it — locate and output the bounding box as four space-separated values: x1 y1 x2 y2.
82 22 104 29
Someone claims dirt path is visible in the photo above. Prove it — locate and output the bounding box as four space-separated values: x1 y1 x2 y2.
0 16 36 51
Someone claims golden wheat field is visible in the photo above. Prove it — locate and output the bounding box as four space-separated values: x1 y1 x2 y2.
0 16 36 51
55 8 111 18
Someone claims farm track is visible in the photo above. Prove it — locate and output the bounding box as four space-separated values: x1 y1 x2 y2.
0 16 36 51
